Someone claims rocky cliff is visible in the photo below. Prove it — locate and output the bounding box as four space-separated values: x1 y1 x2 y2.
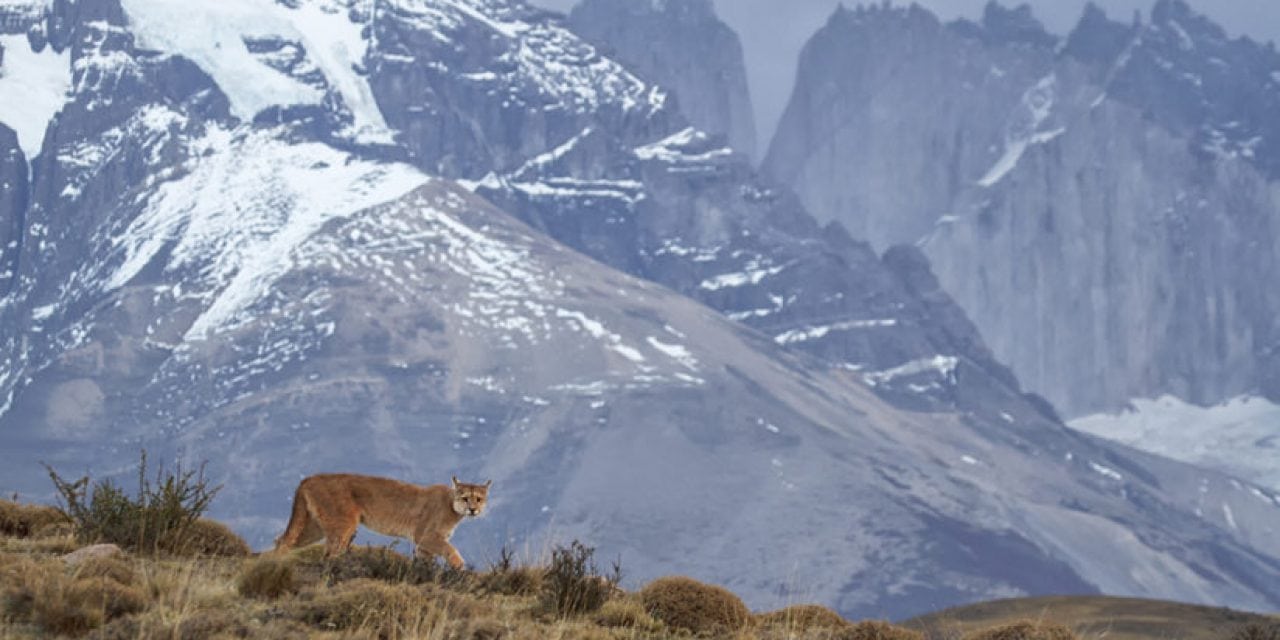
765 0 1280 417
567 0 756 157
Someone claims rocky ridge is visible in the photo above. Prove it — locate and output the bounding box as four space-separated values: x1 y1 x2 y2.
764 0 1280 416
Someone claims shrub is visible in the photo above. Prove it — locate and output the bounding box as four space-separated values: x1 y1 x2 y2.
0 499 69 538
1230 623 1280 640
639 575 751 636
237 557 298 599
45 450 221 555
960 621 1076 640
759 604 851 631
540 540 619 618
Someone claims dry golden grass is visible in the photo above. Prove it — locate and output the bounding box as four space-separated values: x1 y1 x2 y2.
904 596 1278 640
5 506 1273 640
1231 622 1280 640
237 556 298 599
0 499 68 539
961 620 1078 640
476 564 545 597
833 620 925 640
168 518 252 557
758 603 852 632
593 596 665 633
71 556 137 586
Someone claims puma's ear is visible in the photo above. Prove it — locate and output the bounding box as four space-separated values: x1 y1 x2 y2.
451 475 460 488
483 479 492 488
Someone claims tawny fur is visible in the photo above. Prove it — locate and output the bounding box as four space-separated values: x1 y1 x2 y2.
271 473 490 568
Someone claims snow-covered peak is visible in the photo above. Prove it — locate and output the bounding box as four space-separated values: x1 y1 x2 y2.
375 0 664 117
105 126 427 339
117 0 392 142
0 33 70 159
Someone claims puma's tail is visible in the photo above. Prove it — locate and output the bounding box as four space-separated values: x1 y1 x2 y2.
273 484 311 553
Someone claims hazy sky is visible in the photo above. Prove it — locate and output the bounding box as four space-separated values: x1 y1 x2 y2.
533 0 1280 157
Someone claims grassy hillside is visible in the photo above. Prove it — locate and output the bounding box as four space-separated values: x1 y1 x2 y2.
2 480 1277 639
905 595 1279 640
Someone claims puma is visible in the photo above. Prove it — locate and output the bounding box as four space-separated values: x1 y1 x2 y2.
272 473 490 568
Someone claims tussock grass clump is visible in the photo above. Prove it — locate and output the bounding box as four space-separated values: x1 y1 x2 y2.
169 518 252 557
593 596 664 633
961 621 1077 640
171 609 253 639
2 556 147 637
1230 623 1280 640
758 604 851 632
0 498 69 538
309 544 476 591
835 620 925 640
45 450 221 556
72 556 137 586
541 540 619 618
477 546 544 597
65 578 148 621
237 557 298 599
639 575 751 636
290 579 488 638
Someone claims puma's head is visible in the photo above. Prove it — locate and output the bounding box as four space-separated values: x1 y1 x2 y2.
451 476 491 517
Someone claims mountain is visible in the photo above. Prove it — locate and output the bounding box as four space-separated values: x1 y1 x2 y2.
763 1 1280 419
3 0 1280 620
566 0 757 157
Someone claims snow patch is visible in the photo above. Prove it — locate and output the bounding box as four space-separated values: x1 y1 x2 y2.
118 0 392 141
1071 395 1280 491
106 127 427 339
634 127 732 163
864 355 958 386
978 74 1062 188
646 336 698 370
30 303 55 321
0 34 71 160
773 318 897 345
1089 462 1124 482
699 261 791 291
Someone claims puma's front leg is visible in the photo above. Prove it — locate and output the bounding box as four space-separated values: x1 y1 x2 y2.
415 534 465 569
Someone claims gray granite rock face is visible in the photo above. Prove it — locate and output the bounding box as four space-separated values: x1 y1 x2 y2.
764 0 1280 416
0 125 24 296
3 0 1280 620
567 0 756 157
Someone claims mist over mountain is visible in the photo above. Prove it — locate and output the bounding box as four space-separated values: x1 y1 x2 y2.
2 0 1280 622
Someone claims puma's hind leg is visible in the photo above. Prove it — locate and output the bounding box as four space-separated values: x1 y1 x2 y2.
274 487 321 554
314 502 360 558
